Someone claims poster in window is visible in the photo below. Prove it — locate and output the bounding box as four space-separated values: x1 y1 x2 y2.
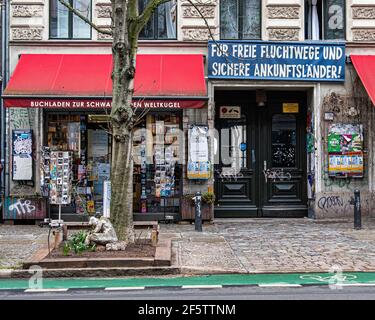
187 125 210 179
12 130 33 181
88 129 108 158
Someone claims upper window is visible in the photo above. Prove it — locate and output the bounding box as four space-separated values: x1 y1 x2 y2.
50 0 91 39
305 0 345 40
220 0 261 40
139 0 177 40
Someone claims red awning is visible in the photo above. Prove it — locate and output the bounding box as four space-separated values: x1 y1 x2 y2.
351 55 375 106
3 54 207 108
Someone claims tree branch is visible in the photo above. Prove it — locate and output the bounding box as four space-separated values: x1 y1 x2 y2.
58 0 113 36
184 0 216 42
136 0 172 32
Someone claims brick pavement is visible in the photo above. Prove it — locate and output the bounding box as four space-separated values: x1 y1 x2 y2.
0 225 49 269
161 218 375 274
2 218 375 274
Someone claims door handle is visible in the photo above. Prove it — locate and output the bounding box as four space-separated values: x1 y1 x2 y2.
263 160 268 183
252 149 256 165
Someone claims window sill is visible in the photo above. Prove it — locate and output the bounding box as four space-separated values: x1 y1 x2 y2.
9 40 209 47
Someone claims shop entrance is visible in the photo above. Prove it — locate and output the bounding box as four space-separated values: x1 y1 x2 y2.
214 90 308 218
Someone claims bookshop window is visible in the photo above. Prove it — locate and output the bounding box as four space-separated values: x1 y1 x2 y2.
46 114 111 215
305 0 345 40
133 113 182 213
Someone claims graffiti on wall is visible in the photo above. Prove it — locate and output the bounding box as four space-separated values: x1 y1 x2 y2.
9 199 36 215
263 168 292 181
317 196 344 210
3 197 46 220
316 193 371 216
9 108 36 130
322 173 355 191
9 108 38 195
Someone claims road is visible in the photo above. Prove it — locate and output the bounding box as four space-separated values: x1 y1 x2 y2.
1 285 375 300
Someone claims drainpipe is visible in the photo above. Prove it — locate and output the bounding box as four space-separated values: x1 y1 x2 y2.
1 0 9 216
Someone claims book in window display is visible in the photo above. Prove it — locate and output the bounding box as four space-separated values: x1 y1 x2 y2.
40 146 51 197
140 129 147 213
133 113 181 214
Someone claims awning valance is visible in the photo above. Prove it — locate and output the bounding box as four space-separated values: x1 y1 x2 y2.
351 55 375 106
3 54 208 108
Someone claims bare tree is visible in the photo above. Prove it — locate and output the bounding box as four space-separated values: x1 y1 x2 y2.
59 0 214 242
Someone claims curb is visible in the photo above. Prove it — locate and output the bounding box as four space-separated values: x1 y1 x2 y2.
6 266 181 279
6 283 375 294
22 237 172 270
0 270 12 279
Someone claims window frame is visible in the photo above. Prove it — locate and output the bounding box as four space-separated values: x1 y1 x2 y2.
305 0 346 41
219 0 262 40
322 0 346 41
139 1 178 41
49 0 92 40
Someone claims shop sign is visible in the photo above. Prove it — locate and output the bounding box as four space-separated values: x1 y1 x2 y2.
208 40 346 82
4 98 207 109
220 106 241 118
283 103 299 113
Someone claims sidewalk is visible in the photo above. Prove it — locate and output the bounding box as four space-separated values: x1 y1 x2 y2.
0 225 48 269
162 218 375 274
2 218 375 274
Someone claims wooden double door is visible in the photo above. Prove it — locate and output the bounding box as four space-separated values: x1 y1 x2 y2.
214 91 308 218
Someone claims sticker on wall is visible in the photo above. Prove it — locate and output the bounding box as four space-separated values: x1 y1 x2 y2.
220 106 241 119
240 142 247 152
324 112 335 121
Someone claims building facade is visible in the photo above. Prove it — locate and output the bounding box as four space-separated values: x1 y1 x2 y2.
2 0 375 222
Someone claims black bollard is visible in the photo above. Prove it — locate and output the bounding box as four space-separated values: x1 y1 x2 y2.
354 189 361 230
194 191 202 232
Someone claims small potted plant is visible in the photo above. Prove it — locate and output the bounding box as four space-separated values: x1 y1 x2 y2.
181 194 195 220
201 191 215 221
180 192 215 221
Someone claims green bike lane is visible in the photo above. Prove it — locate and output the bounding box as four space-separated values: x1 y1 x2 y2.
1 272 375 290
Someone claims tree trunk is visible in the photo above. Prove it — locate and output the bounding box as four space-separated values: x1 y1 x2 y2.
108 0 171 241
110 127 134 242
109 0 136 242
59 0 202 241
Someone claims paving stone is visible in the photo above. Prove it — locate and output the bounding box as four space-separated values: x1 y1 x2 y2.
161 218 375 273
0 225 49 269
3 218 375 274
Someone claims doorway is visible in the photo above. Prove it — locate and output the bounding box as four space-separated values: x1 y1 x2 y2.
214 90 308 218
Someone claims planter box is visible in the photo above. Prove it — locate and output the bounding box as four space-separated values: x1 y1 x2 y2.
181 197 213 221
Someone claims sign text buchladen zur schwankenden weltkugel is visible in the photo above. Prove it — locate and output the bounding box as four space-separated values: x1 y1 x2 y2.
207 41 346 82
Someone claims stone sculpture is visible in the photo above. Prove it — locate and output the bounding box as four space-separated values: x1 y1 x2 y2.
85 216 118 246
